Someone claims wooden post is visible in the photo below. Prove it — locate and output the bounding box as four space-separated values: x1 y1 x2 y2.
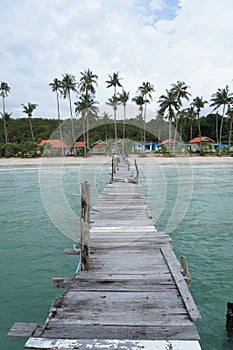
111 156 114 180
80 182 90 271
181 255 191 288
134 159 139 184
116 156 120 171
226 302 233 336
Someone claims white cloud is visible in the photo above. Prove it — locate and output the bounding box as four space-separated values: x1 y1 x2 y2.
149 0 165 11
0 0 233 120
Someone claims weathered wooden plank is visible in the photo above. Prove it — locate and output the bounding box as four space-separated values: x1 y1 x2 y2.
48 316 192 327
88 241 171 249
62 290 182 304
75 271 175 280
25 338 202 349
90 226 158 232
7 322 39 338
89 260 170 274
69 280 177 291
41 324 200 340
161 246 201 321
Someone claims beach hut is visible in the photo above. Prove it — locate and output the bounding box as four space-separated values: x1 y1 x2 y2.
132 141 160 154
69 141 87 156
189 136 215 152
92 140 108 154
39 139 69 156
160 139 178 151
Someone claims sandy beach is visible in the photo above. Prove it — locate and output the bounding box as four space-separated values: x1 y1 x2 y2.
0 155 232 167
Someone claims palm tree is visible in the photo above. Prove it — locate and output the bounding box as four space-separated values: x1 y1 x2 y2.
79 69 98 149
106 72 122 152
49 78 64 155
210 86 233 154
0 81 10 155
226 105 233 147
138 82 155 155
158 89 180 142
118 89 129 155
62 73 77 153
79 69 98 96
22 102 38 141
192 96 208 142
171 81 191 105
170 81 191 150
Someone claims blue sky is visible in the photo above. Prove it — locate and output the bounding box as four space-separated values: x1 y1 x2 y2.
1 0 233 119
134 0 180 22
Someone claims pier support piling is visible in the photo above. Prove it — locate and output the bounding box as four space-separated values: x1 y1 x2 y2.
226 302 233 336
80 182 90 271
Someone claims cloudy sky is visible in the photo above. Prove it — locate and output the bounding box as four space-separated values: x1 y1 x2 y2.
1 0 233 119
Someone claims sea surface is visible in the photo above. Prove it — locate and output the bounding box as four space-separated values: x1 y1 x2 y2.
0 160 233 350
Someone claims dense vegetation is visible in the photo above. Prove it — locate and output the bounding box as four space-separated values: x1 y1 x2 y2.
1 71 233 157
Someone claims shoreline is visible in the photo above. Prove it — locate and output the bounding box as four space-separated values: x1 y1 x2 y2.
0 155 232 167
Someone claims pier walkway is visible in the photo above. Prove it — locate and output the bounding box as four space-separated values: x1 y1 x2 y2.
9 157 202 349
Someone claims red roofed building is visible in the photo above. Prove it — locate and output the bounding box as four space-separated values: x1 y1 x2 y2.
92 140 107 154
160 139 176 146
39 139 69 148
160 139 178 151
39 139 69 156
189 136 215 152
73 142 86 148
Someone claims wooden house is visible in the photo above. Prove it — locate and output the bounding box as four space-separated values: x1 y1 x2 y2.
92 140 108 154
39 139 69 156
189 137 215 152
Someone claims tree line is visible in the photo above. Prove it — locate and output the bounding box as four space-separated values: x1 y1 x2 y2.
1 71 233 157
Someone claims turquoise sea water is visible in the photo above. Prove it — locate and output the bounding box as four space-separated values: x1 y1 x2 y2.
0 160 233 350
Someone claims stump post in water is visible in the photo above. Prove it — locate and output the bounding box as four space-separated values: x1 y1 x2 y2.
134 160 139 184
226 302 233 336
80 182 90 271
111 156 114 180
181 255 191 288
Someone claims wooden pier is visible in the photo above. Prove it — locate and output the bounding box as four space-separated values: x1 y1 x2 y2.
8 157 202 349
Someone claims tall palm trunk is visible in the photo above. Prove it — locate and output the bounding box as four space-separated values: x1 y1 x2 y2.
143 101 147 156
2 97 9 155
215 112 219 147
197 112 202 152
68 91 76 156
173 116 178 153
114 86 117 153
28 116 35 141
229 116 233 147
190 119 193 140
82 112 86 157
219 105 226 155
86 110 90 150
56 91 64 156
168 118 172 142
123 104 126 155
179 124 183 143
